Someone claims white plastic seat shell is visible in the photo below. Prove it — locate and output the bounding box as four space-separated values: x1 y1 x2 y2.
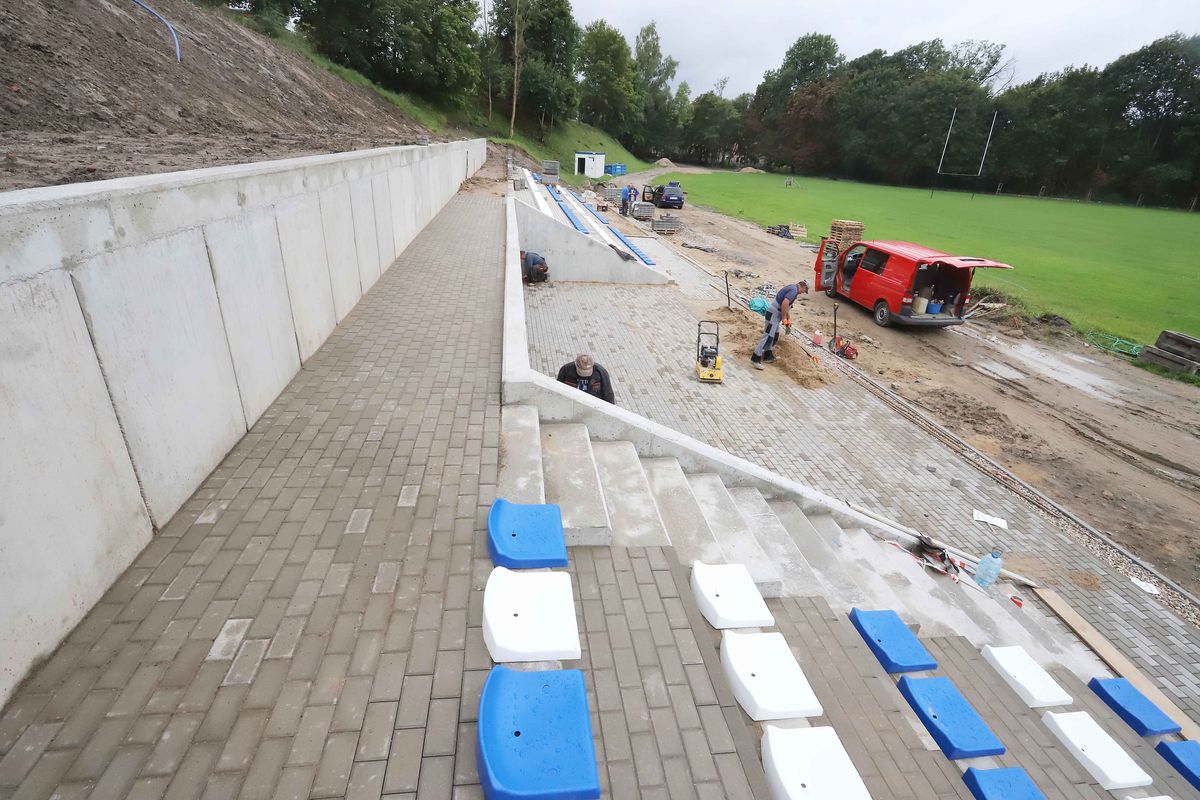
482 567 581 662
981 645 1072 708
690 561 774 629
1042 710 1152 790
762 725 872 800
721 630 822 720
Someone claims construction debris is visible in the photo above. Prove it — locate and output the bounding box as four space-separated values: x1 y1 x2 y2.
682 242 717 253
1138 330 1199 374
765 223 806 239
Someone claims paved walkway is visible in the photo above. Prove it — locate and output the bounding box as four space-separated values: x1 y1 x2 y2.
525 264 1200 723
0 195 769 800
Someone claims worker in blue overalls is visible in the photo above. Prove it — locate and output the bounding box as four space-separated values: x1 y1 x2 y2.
751 280 810 370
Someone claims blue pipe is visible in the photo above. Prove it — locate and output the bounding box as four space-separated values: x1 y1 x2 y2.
130 0 182 63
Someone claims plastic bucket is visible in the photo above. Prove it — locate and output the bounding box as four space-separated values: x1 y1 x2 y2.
928 301 944 314
912 296 929 315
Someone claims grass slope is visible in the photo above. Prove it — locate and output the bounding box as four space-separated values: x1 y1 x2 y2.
482 119 650 186
662 171 1200 343
266 24 647 187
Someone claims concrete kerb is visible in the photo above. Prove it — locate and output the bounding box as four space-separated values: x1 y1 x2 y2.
499 195 1008 573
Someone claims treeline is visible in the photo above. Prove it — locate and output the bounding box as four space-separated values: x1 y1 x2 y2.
742 33 1200 208
226 0 1199 208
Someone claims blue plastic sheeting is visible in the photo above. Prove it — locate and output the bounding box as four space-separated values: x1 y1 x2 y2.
1088 677 1181 737
963 767 1046 800
1156 739 1200 792
487 499 568 569
897 676 1006 760
543 185 591 235
848 608 937 673
477 666 601 799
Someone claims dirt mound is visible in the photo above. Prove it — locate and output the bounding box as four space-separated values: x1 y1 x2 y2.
704 305 835 389
0 0 428 190
737 166 765 173
655 157 675 168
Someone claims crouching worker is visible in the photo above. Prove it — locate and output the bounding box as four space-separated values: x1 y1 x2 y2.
557 354 615 404
751 279 809 370
521 250 549 283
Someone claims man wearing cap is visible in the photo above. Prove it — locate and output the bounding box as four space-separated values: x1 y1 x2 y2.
751 279 809 370
556 354 616 404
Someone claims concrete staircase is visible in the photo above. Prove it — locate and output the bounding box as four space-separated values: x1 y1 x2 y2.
498 405 1098 668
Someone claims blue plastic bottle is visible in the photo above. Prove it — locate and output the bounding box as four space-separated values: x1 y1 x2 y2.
974 547 1004 588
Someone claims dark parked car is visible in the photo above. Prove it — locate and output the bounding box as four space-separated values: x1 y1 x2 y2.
642 181 685 209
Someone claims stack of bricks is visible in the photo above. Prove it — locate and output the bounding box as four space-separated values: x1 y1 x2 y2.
829 219 865 253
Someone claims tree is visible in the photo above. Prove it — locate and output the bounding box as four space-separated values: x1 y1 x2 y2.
488 0 579 130
578 21 641 136
631 21 680 156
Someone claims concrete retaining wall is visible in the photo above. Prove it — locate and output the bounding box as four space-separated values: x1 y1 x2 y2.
514 197 673 284
0 140 486 706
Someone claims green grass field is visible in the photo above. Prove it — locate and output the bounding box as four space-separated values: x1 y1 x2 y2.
660 171 1200 344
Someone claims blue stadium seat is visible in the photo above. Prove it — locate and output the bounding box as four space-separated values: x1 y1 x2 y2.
963 767 1046 799
1156 739 1200 792
1088 677 1181 736
897 676 1006 760
487 499 568 569
477 666 601 800
848 608 937 673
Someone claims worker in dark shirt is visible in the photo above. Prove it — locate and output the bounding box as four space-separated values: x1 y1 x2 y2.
521 250 549 283
556 354 615 404
751 279 809 369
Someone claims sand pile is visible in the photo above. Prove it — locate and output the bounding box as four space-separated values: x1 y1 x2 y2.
703 306 835 389
738 167 765 174
655 157 675 168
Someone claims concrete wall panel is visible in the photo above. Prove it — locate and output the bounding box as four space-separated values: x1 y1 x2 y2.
0 140 485 707
319 182 362 321
0 271 153 706
276 194 337 361
73 228 246 526
371 173 396 271
348 177 381 293
204 208 301 426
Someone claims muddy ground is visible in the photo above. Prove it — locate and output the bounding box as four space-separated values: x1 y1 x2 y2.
613 166 1200 596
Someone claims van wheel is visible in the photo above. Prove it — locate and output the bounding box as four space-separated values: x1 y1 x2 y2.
873 301 891 327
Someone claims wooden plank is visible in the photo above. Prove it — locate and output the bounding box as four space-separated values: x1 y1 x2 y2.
1034 587 1200 740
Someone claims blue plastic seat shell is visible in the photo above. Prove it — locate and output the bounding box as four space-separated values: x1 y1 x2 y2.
486 499 568 569
1088 677 1181 736
477 666 601 800
963 767 1046 800
897 676 1006 760
848 608 938 673
1156 739 1200 792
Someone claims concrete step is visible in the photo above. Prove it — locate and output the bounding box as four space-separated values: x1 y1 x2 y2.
685 474 783 598
497 405 545 504
591 441 670 548
833 527 920 621
769 505 866 608
874 541 990 644
539 423 611 546
641 458 725 567
728 488 822 598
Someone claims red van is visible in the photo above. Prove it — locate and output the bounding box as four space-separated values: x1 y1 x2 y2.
814 239 1012 327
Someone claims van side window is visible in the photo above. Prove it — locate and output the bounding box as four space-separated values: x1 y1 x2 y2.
861 249 889 274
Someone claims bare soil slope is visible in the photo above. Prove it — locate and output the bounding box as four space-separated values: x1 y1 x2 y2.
0 0 428 191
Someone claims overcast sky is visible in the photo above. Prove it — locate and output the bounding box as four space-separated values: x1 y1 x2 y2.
567 0 1200 96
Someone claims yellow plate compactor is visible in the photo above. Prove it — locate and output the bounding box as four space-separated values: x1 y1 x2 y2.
696 320 723 383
